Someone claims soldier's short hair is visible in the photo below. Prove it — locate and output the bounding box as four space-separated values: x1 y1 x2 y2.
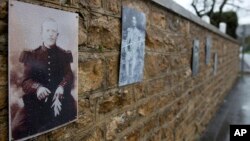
41 18 58 32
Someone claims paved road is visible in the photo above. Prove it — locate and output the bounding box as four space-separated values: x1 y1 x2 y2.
240 54 250 72
200 75 250 141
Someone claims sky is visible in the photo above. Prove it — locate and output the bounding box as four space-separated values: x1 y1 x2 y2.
173 0 250 25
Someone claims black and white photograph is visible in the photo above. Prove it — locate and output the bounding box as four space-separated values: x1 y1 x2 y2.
192 39 200 76
119 6 146 86
9 1 78 140
205 36 212 65
214 53 218 75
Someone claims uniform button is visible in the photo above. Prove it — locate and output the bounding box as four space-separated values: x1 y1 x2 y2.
48 79 51 82
48 56 50 58
48 68 51 71
48 73 51 76
48 62 51 64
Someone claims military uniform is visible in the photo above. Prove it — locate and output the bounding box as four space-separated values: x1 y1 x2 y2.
18 45 76 137
124 27 144 82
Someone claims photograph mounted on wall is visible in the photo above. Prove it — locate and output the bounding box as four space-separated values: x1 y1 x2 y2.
192 39 200 76
8 1 78 140
214 53 218 75
119 6 146 86
205 36 212 65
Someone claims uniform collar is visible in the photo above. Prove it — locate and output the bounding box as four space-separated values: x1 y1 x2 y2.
41 43 57 51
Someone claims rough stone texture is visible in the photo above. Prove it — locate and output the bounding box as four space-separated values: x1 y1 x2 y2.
0 86 7 110
105 0 121 16
106 55 119 88
87 14 121 51
78 18 87 46
0 21 7 33
79 58 104 93
0 0 240 140
0 1 7 20
0 55 7 85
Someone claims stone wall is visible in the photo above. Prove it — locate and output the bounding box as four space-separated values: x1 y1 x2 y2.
0 0 239 141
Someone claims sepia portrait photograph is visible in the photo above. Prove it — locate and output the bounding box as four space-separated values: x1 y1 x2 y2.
192 39 200 76
8 1 78 140
205 36 212 65
119 6 146 86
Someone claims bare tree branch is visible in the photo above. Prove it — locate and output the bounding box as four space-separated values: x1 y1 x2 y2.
191 0 250 18
191 0 215 17
207 0 216 16
191 1 203 17
219 0 228 14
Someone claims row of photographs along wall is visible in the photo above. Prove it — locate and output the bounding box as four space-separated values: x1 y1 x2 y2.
8 1 218 141
119 7 218 86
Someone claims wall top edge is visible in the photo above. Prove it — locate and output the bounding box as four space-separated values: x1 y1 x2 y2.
152 0 239 44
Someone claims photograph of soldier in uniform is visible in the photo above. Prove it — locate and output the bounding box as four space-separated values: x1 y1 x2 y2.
119 7 146 86
9 1 78 140
206 36 212 65
214 53 218 75
192 39 200 76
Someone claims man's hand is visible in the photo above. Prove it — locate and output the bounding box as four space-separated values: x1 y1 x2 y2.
36 86 51 100
53 86 64 101
51 97 62 117
51 86 64 117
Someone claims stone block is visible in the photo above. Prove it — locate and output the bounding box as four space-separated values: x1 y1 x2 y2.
0 55 7 86
159 97 186 125
0 21 7 33
141 116 158 135
123 129 140 141
146 129 161 141
78 19 87 45
138 96 158 116
45 127 68 141
106 55 119 88
98 95 120 114
189 22 202 36
147 79 165 96
119 88 135 107
0 123 7 141
158 93 175 109
164 35 178 53
77 98 94 127
175 124 185 141
170 55 183 70
74 126 105 141
159 108 171 126
144 53 160 79
174 107 188 128
105 0 121 15
106 110 138 140
97 87 134 115
145 26 167 52
169 16 189 35
84 128 105 141
106 115 121 140
0 34 7 46
150 7 166 29
88 0 102 8
161 125 174 141
0 86 7 110
133 82 147 101
0 1 7 19
87 14 120 50
79 58 104 93
157 54 171 74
